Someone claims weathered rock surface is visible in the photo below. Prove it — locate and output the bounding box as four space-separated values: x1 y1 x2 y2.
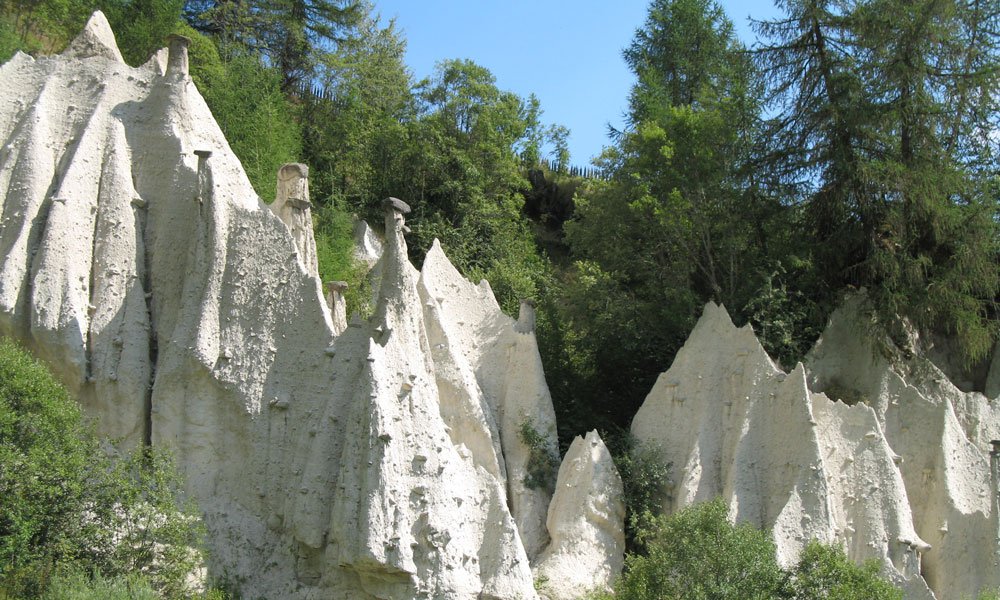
632 299 999 599
806 295 1000 598
533 430 625 600
0 14 583 598
418 240 559 560
270 162 319 280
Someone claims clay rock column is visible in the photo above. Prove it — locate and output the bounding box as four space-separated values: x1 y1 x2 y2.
271 163 320 280
325 280 349 334
533 430 625 599
515 299 537 334
165 33 190 77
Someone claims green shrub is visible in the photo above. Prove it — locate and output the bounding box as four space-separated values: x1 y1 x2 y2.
605 431 671 550
314 203 372 318
613 498 903 600
616 499 787 600
518 419 560 492
0 338 204 598
0 20 24 63
790 542 902 600
39 568 160 600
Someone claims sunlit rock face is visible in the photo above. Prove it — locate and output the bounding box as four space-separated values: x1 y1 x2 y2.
533 430 625 600
805 295 1000 599
632 299 1000 599
0 13 630 599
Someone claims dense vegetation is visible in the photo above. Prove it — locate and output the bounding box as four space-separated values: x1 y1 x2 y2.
0 338 209 599
0 0 997 596
594 499 903 600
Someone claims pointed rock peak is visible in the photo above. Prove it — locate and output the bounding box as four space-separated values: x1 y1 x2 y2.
420 239 500 312
63 11 125 63
786 362 808 387
583 429 609 452
5 51 34 66
421 239 464 286
690 301 764 352
143 47 168 75
477 279 497 305
424 238 448 263
535 428 625 599
696 301 739 335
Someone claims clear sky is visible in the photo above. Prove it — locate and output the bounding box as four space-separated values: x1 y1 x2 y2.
371 1 782 166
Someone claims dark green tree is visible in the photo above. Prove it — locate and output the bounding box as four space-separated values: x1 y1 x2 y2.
183 0 361 91
555 0 796 433
756 0 1000 363
266 0 362 91
383 59 550 312
300 8 412 207
184 25 303 202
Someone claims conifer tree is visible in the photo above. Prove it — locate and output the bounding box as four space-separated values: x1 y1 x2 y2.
756 0 1000 362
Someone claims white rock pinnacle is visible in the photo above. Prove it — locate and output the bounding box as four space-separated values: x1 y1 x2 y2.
0 16 588 598
632 299 1000 599
533 430 625 599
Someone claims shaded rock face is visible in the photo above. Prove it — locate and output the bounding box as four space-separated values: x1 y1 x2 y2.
0 14 626 599
632 299 1000 599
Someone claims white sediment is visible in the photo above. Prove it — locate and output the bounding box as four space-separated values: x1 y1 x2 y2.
0 14 629 599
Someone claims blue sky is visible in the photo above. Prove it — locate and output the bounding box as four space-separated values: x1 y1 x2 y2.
372 1 782 165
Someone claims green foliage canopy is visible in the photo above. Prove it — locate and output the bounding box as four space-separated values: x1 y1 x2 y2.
0 339 204 598
755 0 1000 363
616 499 789 600
606 499 903 600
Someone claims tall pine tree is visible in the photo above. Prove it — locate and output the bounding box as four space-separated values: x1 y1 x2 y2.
756 0 1000 362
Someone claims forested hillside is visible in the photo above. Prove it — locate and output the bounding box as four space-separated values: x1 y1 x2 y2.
1 0 996 450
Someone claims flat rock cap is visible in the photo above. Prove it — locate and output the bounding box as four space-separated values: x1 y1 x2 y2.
382 197 411 214
326 281 349 292
166 33 191 45
279 163 309 179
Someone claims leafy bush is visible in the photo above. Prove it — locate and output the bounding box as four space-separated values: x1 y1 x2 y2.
39 568 160 600
611 499 903 600
518 419 560 492
617 499 787 600
605 431 672 550
0 338 204 598
314 203 372 318
0 20 24 63
789 542 902 600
